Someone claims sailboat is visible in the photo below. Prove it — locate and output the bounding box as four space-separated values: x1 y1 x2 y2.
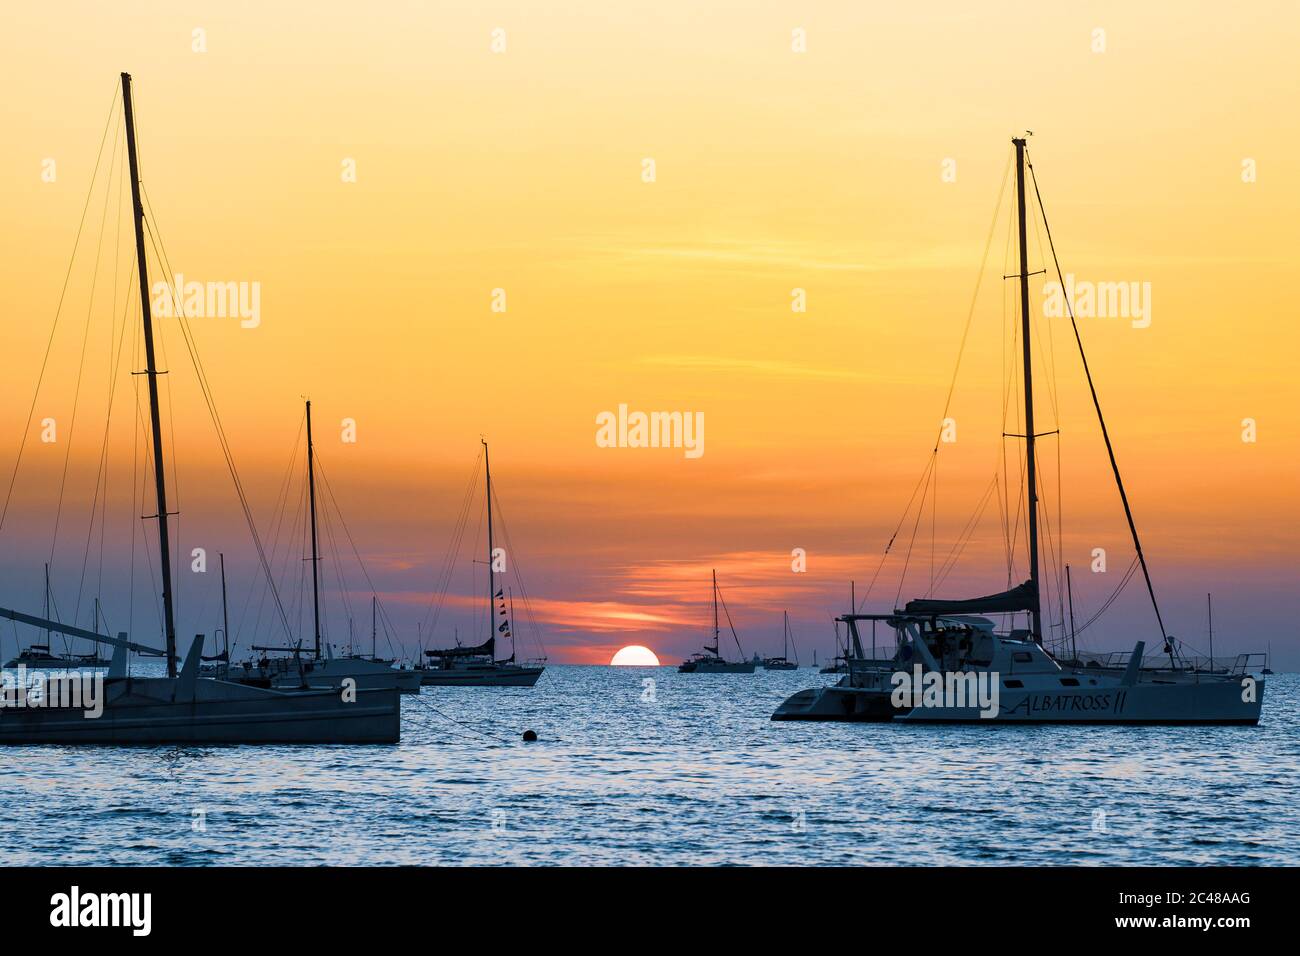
208 402 419 694
678 571 757 673
0 73 399 743
762 612 799 670
418 442 545 687
774 136 1266 724
4 567 109 669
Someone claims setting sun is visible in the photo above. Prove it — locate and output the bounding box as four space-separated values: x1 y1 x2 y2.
610 646 661 667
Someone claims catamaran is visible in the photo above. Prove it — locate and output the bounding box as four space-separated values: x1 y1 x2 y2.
0 73 399 743
417 442 545 687
774 136 1266 724
678 571 757 673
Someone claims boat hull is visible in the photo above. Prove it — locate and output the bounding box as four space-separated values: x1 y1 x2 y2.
0 677 400 744
213 659 422 694
678 661 758 674
418 665 544 687
772 677 1265 725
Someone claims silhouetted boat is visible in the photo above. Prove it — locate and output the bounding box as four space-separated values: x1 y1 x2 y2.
418 442 544 687
678 570 757 673
763 612 799 670
774 136 1266 724
0 73 399 743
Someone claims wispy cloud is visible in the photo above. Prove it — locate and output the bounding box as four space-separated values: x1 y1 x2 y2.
640 354 865 382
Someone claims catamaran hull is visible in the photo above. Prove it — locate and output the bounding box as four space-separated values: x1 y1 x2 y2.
419 666 544 687
0 678 400 744
772 678 1265 725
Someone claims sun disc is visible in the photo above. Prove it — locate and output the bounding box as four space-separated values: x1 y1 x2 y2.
610 645 660 666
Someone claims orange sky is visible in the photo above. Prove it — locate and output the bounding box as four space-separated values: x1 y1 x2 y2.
1 2 1297 667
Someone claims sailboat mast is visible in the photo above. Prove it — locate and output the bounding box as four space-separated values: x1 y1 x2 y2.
712 569 719 653
1065 563 1077 663
219 551 229 661
306 400 322 659
122 72 178 679
1207 592 1214 671
372 595 377 659
1013 136 1043 643
43 563 50 646
483 440 495 646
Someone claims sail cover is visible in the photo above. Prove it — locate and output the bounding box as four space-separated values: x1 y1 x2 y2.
903 580 1037 615
425 636 495 658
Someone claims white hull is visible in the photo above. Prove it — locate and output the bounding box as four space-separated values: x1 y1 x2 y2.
773 677 1264 724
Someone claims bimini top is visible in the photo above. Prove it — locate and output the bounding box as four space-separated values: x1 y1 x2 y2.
902 580 1037 616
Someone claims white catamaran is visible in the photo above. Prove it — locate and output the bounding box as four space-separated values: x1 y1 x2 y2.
774 136 1266 725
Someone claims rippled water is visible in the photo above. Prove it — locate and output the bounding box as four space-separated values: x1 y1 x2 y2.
2 665 1295 865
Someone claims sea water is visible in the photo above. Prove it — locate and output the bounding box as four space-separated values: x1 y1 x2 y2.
1 665 1294 865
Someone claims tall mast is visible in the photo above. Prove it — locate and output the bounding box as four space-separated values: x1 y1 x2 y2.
219 552 229 661
122 72 178 678
1013 136 1043 643
711 569 719 654
783 610 789 659
43 563 50 646
1065 564 1077 664
1207 592 1214 671
306 400 322 658
483 440 495 645
372 595 377 659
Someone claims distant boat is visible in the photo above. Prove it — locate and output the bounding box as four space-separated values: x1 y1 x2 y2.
763 611 799 670
206 403 419 695
0 73 398 743
774 136 1266 724
417 441 545 687
4 569 108 669
678 570 757 673
818 619 850 674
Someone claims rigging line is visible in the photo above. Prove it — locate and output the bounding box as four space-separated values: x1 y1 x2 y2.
857 152 1012 613
932 472 1000 590
64 118 125 632
49 106 122 585
419 449 485 640
1 82 120 535
140 192 295 642
1074 557 1140 637
487 480 548 657
231 411 304 655
893 452 936 608
74 257 137 630
714 584 744 657
1026 151 1169 646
